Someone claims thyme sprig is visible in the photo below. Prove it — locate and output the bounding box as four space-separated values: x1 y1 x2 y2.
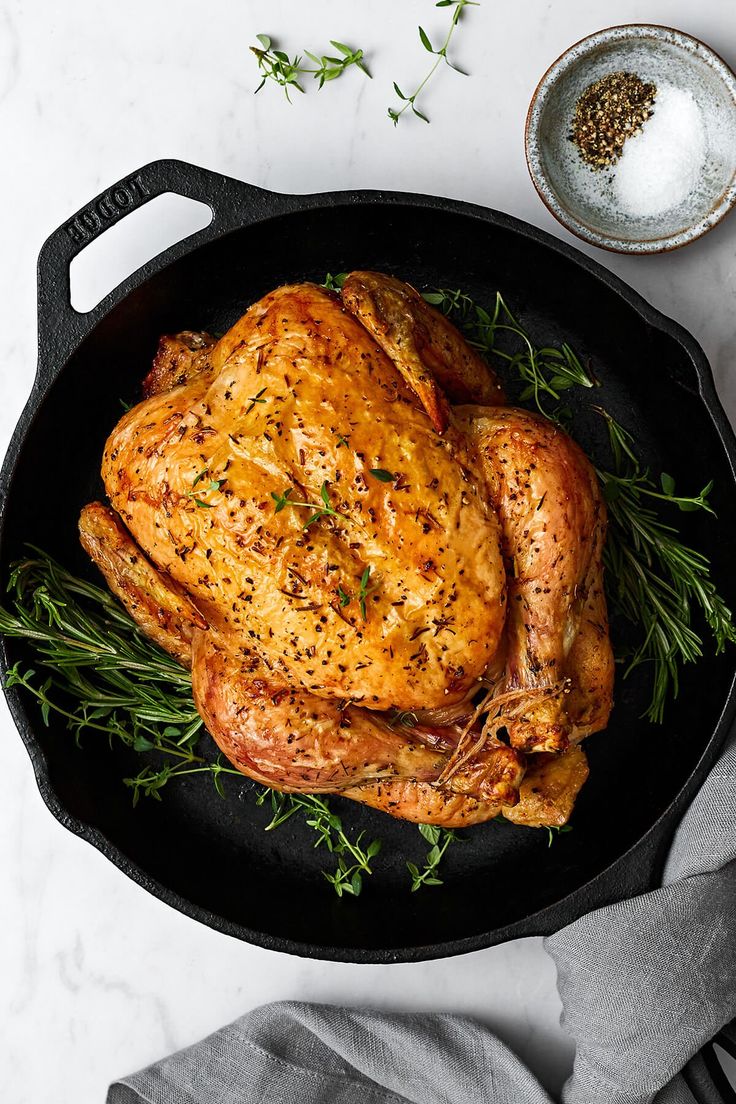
188 469 225 509
389 0 478 126
271 481 350 529
407 823 460 890
358 566 375 620
257 789 381 897
426 287 735 720
252 35 369 101
334 567 377 621
423 288 595 415
246 387 268 415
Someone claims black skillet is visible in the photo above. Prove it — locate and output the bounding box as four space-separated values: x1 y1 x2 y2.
2 158 735 965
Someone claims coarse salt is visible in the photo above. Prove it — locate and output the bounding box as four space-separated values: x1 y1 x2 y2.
613 84 706 217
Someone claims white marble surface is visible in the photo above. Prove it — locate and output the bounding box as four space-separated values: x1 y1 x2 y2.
1 2 735 1101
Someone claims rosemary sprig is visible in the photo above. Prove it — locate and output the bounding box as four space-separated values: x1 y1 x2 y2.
426 286 735 720
271 481 350 529
0 552 206 761
596 414 735 722
257 789 381 897
389 0 478 126
251 35 369 101
0 551 381 895
334 567 377 621
407 823 460 890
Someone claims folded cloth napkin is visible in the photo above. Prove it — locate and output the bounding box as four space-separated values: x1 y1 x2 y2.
108 726 736 1104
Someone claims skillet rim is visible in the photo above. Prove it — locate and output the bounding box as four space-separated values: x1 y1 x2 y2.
1 159 735 962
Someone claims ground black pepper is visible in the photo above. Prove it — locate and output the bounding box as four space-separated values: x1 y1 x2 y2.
571 71 656 169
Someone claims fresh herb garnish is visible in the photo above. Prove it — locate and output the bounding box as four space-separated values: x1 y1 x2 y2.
596 413 734 722
272 481 350 529
388 0 477 125
258 789 381 897
407 823 460 890
251 35 369 101
423 288 595 414
546 824 573 847
358 566 376 620
337 584 352 608
323 273 348 292
368 468 394 483
0 553 230 791
188 470 225 509
426 286 736 719
246 387 268 415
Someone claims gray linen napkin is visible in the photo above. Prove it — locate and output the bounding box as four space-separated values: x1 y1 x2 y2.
108 726 736 1104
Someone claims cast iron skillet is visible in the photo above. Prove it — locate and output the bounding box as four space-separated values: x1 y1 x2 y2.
2 159 735 964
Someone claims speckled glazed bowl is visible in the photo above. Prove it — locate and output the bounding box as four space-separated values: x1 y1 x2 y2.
525 25 736 253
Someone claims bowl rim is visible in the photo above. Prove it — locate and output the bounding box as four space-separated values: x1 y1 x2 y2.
525 22 736 254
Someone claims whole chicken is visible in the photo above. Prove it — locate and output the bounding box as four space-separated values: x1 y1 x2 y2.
80 273 613 828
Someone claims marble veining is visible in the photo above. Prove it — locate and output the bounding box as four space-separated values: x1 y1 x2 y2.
1 1 735 1101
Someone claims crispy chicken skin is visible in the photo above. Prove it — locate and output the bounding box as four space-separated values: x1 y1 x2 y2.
101 283 506 712
457 407 613 754
342 272 505 432
81 273 613 827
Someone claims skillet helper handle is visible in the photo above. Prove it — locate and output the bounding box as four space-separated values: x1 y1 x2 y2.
35 159 289 375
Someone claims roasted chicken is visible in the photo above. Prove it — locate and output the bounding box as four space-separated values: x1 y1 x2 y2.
80 273 614 828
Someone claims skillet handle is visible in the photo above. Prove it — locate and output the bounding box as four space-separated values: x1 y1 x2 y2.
35 158 291 377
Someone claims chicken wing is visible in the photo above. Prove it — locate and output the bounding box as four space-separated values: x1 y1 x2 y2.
79 501 207 667
342 271 505 433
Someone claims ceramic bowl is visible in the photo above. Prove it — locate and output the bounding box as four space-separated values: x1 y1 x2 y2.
525 25 736 253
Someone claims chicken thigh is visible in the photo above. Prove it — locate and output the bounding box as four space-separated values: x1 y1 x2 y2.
80 274 613 827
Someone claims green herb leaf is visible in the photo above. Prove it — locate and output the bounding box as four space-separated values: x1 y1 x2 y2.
246 387 268 415
419 26 434 51
337 585 352 608
358 566 376 621
271 481 350 529
322 272 348 292
368 468 394 483
408 825 460 890
271 488 294 512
